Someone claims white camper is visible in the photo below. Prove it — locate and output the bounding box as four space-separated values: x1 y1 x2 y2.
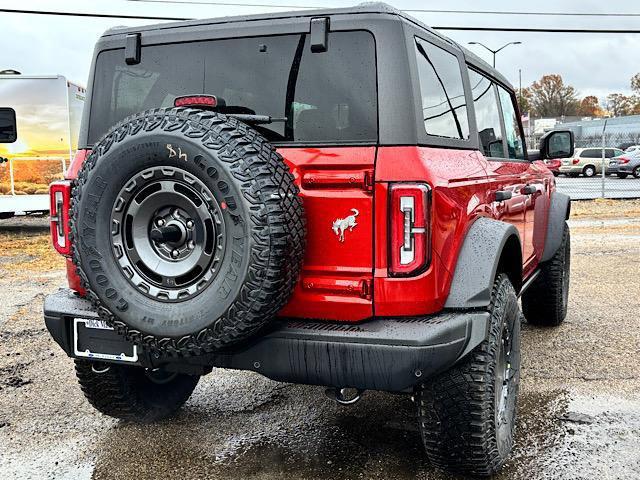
0 74 85 218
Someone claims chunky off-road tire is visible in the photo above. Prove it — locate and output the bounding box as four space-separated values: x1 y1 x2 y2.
71 108 305 357
522 223 570 326
75 360 199 423
415 273 521 477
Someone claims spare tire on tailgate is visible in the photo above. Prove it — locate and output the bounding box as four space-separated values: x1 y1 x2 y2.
71 108 305 356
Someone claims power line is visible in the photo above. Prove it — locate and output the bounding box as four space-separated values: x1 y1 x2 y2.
127 0 640 17
3 7 640 33
128 0 317 8
0 8 186 21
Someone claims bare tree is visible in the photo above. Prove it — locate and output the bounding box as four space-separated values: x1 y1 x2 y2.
606 93 635 117
529 74 579 117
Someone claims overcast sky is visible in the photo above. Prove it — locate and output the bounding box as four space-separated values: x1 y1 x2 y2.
2 0 639 102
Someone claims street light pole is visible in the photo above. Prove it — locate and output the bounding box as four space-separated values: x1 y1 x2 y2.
468 41 522 68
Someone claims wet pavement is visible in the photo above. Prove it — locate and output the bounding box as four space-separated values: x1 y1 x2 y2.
0 211 639 479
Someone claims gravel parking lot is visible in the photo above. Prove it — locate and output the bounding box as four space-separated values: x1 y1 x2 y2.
1 202 639 480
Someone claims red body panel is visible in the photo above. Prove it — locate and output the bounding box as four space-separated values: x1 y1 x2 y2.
61 145 551 322
479 155 551 277
374 146 491 316
277 147 376 321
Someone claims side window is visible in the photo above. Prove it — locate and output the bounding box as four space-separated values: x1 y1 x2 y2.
582 149 601 158
497 86 525 159
414 37 470 140
468 69 504 158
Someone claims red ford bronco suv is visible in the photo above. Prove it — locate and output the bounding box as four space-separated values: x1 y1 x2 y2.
44 3 574 476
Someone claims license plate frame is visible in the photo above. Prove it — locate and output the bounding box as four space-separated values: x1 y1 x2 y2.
73 318 138 363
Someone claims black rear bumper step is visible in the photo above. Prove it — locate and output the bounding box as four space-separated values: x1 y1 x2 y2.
44 289 490 392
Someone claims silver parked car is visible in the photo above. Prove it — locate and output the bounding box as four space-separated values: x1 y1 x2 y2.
609 150 640 179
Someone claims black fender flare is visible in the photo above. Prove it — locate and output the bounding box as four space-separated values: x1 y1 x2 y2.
541 191 571 263
445 217 522 309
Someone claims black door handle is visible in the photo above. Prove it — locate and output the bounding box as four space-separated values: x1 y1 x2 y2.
521 185 536 195
495 190 513 201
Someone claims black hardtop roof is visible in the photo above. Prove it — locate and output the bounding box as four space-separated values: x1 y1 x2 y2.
101 1 512 89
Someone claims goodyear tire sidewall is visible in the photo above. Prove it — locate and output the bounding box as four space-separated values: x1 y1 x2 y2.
75 130 252 339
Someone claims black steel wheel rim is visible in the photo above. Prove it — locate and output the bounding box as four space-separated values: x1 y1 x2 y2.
495 320 514 435
111 166 225 302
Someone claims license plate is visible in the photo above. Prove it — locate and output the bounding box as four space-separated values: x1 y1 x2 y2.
73 318 138 363
562 159 570 165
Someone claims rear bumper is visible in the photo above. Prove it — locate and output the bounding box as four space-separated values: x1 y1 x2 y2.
44 289 489 392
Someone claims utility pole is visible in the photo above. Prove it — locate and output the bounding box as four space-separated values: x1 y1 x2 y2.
519 69 522 108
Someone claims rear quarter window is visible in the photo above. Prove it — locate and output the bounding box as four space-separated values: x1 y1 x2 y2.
414 37 470 141
88 31 377 145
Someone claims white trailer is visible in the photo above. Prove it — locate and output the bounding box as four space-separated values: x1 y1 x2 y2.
0 75 85 218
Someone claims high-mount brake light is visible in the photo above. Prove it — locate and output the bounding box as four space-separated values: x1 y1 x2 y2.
389 183 431 276
174 95 225 108
49 181 72 256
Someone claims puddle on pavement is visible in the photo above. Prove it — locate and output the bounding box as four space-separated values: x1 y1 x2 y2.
85 385 640 480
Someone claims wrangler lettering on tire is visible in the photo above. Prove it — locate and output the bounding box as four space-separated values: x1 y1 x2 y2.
71 108 305 356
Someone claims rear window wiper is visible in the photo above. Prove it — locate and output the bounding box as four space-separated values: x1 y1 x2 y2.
174 95 286 125
226 114 287 125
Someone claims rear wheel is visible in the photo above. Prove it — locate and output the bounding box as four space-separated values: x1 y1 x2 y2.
618 173 628 179
634 166 640 179
75 360 199 422
522 223 570 326
583 165 596 177
415 273 521 477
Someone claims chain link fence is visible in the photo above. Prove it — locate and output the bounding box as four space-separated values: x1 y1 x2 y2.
527 131 640 200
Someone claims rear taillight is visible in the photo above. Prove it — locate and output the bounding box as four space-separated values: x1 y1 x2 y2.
389 183 431 276
49 181 72 256
619 157 630 164
572 158 580 165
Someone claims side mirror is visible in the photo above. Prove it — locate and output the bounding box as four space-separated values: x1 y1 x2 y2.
539 130 574 160
0 108 17 143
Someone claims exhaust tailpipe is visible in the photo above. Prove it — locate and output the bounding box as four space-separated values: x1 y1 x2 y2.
325 387 365 406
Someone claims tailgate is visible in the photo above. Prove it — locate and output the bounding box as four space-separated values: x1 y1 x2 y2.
277 147 376 321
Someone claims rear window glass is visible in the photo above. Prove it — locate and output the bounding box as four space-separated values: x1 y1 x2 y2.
88 31 377 145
